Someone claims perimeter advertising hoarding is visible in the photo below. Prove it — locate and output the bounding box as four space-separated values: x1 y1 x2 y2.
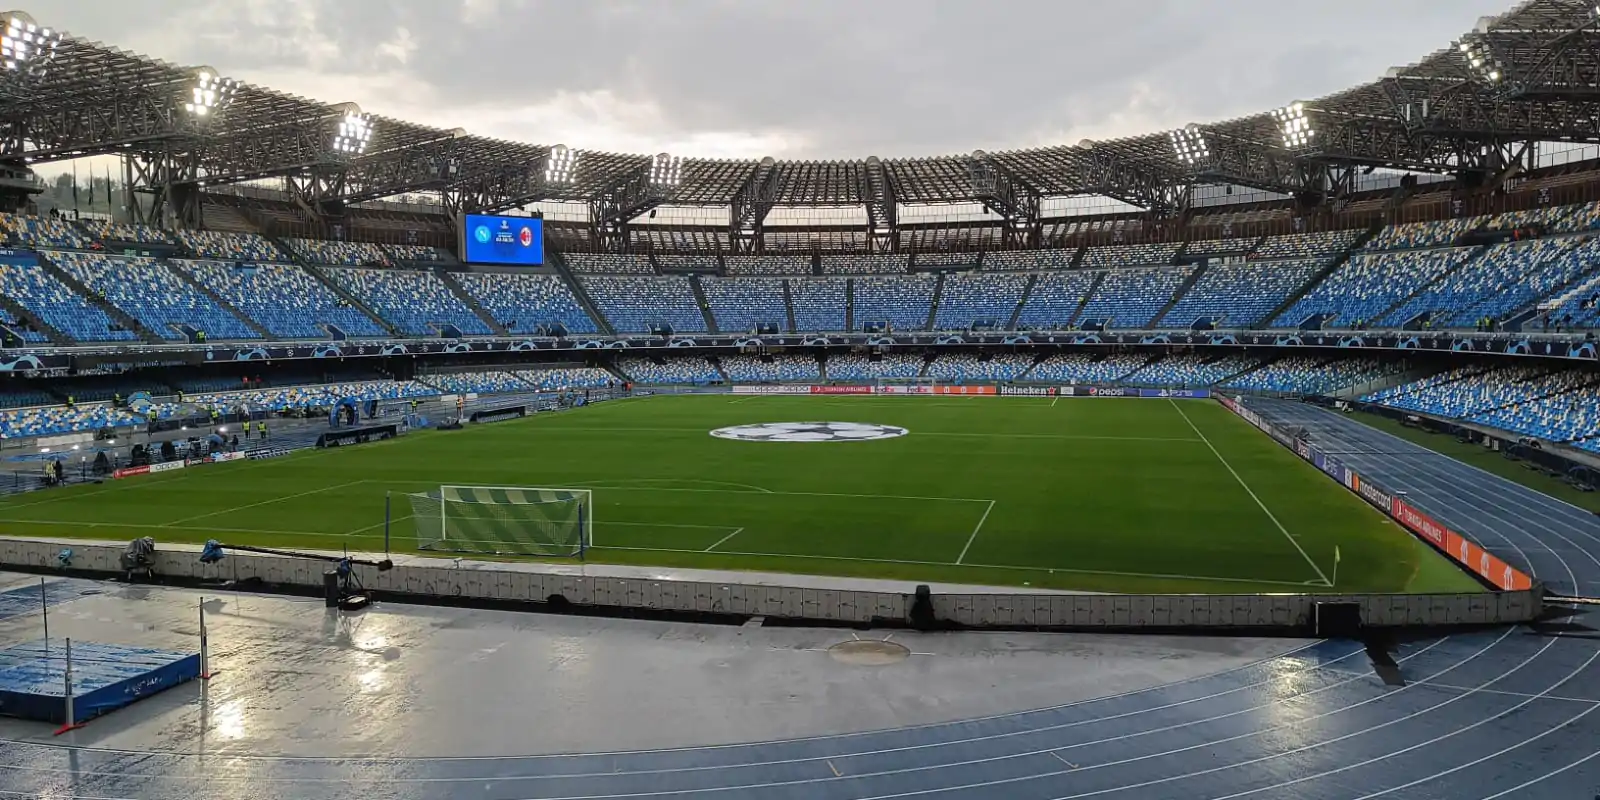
459 214 545 266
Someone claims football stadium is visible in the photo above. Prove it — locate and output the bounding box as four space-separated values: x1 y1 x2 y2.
0 2 1596 798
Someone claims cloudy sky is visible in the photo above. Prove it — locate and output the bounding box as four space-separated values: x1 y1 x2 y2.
39 0 1513 161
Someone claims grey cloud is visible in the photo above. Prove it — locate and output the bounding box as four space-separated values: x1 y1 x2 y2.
37 0 1516 158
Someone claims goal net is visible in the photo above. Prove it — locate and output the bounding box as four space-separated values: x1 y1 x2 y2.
875 376 938 394
405 485 591 558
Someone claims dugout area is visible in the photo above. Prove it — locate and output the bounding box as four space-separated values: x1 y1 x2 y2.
0 393 1486 596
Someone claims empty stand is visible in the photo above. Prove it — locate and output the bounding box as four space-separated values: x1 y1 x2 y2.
822 254 909 275
724 255 811 276
934 273 1029 329
1028 352 1147 383
700 277 789 333
1015 271 1098 329
582 276 707 333
719 354 821 382
1078 267 1191 328
851 274 938 331
324 267 493 336
287 238 392 267
824 353 924 381
0 256 134 342
174 230 288 262
1273 247 1475 328
1159 261 1319 328
177 261 387 338
48 252 258 340
453 272 597 335
565 253 655 275
788 278 849 331
617 356 719 384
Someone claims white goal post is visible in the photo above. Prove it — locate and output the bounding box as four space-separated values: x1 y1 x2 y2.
405 485 594 557
874 376 939 389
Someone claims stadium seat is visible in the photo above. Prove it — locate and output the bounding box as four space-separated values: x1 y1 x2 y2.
177 260 387 338
0 212 92 249
582 275 707 333
1273 248 1474 328
77 219 173 245
724 255 811 276
934 273 1029 329
1078 267 1192 328
385 244 447 263
1392 237 1599 327
1015 271 1098 329
174 230 289 262
1251 230 1361 261
824 353 925 381
1027 352 1147 384
982 249 1076 271
565 253 656 275
788 278 848 331
1363 217 1486 251
325 267 493 336
1158 262 1318 328
423 371 531 395
509 367 615 391
1081 242 1179 268
287 238 392 267
617 357 719 385
719 354 821 382
1224 357 1403 395
0 402 143 438
822 254 909 275
1120 353 1262 387
452 272 598 335
925 352 1036 383
700 277 789 333
46 252 259 341
852 274 938 331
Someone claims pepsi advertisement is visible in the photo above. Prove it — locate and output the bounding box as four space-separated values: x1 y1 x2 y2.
460 214 544 266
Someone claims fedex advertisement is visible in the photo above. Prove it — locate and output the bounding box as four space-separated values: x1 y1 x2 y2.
461 214 545 266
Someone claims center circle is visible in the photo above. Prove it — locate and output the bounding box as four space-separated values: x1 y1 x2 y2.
827 640 912 666
709 421 909 443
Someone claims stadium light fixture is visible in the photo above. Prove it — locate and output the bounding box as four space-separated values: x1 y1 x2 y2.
649 152 681 188
1272 102 1315 150
184 68 237 118
1169 125 1210 166
544 144 576 184
331 110 373 155
0 12 59 74
1457 39 1503 84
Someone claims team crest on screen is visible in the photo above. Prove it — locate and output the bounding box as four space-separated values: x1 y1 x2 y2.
518 226 534 246
473 225 491 244
710 422 908 443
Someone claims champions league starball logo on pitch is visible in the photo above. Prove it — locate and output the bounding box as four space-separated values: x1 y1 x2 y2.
710 422 909 443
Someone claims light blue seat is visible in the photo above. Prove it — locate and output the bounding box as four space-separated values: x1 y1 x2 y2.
453 272 597 334
582 276 706 333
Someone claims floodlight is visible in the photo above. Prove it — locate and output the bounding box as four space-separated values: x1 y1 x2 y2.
0 12 59 73
1169 125 1210 166
649 152 681 188
184 68 237 117
331 110 373 155
1271 102 1316 150
1457 39 1503 84
544 144 576 184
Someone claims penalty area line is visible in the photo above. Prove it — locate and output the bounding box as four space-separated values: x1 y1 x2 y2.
703 528 746 552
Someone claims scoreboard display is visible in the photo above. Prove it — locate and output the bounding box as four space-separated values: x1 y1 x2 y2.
460 214 544 266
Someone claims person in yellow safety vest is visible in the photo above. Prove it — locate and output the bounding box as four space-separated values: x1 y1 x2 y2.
259 419 268 440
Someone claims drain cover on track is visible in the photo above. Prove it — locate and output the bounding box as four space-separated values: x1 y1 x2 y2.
827 639 911 666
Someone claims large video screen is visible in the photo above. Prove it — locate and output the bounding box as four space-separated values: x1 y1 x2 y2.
460 214 545 266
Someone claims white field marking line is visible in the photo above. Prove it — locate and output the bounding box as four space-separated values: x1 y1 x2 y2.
342 514 413 536
1050 752 1078 769
1052 396 1059 408
575 478 777 494
955 500 996 565
162 479 369 526
702 528 746 552
1169 398 1331 587
589 543 1324 588
0 639 1340 764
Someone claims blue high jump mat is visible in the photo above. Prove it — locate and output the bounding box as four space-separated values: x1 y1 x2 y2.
0 640 200 724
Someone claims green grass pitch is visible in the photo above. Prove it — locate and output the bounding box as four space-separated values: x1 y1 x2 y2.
0 394 1483 595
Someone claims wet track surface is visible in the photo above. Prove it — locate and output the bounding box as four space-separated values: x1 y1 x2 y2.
0 399 1595 799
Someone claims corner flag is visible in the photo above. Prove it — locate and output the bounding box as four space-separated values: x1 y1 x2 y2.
1334 546 1341 563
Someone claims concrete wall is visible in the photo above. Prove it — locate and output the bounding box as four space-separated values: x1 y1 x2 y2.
0 537 1541 631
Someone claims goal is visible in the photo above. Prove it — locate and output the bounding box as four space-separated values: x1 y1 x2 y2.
403 485 592 558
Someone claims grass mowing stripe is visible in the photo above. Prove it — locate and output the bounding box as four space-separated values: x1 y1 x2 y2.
162 479 369 526
1169 398 1332 586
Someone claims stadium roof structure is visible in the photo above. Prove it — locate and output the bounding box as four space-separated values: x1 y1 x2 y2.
2 0 1600 250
